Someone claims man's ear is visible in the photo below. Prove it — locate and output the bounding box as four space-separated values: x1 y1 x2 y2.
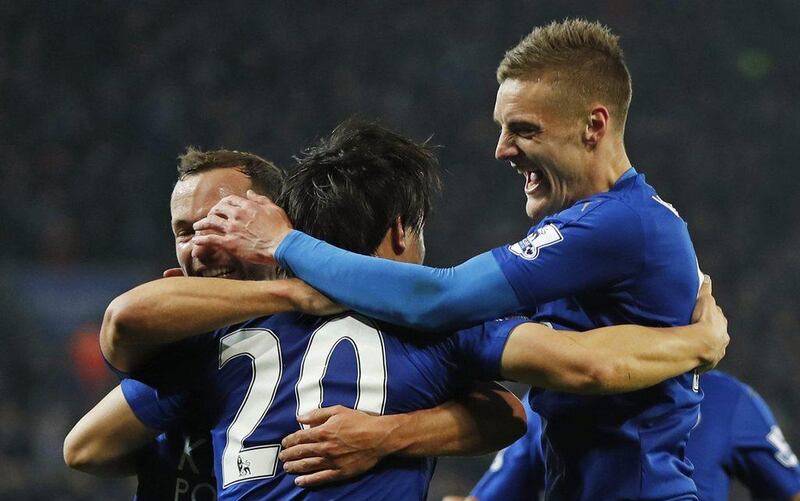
390 217 407 256
583 105 609 149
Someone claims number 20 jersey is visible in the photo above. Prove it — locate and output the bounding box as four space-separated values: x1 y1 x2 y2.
122 312 516 501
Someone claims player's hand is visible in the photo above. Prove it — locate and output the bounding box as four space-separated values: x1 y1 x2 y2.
285 279 345 317
692 275 729 370
192 190 293 266
279 406 395 487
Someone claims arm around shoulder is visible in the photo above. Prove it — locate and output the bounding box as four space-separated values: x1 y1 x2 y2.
499 278 728 394
100 277 337 372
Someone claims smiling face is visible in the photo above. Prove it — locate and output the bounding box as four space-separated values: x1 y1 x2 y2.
493 77 593 222
170 167 273 280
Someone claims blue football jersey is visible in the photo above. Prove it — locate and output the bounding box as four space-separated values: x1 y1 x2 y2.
470 373 800 501
491 169 703 500
134 430 216 501
122 312 519 501
120 378 217 501
689 371 800 501
470 391 544 501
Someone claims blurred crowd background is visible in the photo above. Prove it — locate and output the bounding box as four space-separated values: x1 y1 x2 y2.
1 1 798 499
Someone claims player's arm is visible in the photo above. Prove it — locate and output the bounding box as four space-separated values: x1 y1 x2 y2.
63 385 158 476
500 278 727 393
192 194 643 332
191 192 523 332
100 276 340 372
457 277 727 395
501 321 722 395
278 382 526 487
65 376 193 477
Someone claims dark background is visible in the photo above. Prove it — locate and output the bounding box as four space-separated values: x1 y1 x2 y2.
1 1 798 499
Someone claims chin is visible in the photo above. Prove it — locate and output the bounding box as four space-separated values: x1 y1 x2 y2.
525 199 551 223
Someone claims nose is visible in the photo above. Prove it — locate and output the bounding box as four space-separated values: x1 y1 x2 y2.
191 239 223 264
495 133 519 161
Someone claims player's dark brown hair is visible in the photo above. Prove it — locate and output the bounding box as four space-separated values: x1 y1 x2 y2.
497 19 632 133
280 119 441 256
177 147 285 200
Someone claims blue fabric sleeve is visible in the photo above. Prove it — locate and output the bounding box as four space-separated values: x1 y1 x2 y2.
120 378 192 432
471 394 545 500
491 199 644 308
276 230 523 331
118 334 216 432
452 317 530 381
729 385 800 500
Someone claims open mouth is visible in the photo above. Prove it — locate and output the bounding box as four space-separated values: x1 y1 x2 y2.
198 267 237 278
523 169 546 195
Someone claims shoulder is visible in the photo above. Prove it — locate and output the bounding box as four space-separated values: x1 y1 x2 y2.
705 372 777 429
216 313 308 339
545 195 642 229
701 371 750 415
615 174 689 226
533 196 646 253
706 372 765 410
703 370 749 395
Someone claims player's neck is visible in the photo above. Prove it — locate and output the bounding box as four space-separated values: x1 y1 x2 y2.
588 143 632 194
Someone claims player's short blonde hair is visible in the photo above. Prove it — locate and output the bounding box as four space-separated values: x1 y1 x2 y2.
497 19 632 133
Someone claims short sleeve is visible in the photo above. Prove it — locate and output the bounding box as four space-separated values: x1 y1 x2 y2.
452 317 530 382
729 386 800 499
491 199 644 308
120 332 217 431
120 378 193 432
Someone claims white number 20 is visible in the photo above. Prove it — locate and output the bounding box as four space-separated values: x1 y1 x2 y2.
218 317 387 488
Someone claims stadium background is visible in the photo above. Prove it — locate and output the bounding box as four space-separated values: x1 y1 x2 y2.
1 1 798 499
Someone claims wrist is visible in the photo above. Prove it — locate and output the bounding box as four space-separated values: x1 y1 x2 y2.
253 280 296 315
282 278 316 313
274 229 300 266
689 323 715 364
375 413 414 457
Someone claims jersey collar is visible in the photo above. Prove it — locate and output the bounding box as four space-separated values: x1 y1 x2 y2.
614 167 637 186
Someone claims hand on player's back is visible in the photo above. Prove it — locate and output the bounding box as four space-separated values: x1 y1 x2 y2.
192 190 293 266
278 406 393 487
692 275 729 370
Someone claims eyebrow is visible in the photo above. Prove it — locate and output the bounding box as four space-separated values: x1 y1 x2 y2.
507 120 543 133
